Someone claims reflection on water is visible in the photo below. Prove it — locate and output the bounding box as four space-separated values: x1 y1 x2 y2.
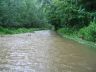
0 30 96 72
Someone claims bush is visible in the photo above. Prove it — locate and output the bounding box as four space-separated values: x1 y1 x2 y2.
57 28 77 36
0 26 13 34
0 27 41 34
79 22 96 42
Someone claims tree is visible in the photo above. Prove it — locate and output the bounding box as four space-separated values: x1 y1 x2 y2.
80 0 96 11
45 0 91 30
0 0 47 28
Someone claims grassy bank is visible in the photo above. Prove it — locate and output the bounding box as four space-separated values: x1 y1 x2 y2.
0 27 44 35
57 28 96 48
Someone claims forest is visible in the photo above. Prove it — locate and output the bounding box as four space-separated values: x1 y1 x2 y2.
0 0 96 42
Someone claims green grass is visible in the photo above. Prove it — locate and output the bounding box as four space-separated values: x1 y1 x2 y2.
0 27 42 35
57 28 96 49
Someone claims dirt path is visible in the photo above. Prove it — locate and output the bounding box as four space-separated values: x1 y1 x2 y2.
0 30 96 72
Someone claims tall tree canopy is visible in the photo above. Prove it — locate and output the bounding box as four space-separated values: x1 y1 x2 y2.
0 0 47 28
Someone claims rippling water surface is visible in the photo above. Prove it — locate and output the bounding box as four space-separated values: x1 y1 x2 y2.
0 30 96 72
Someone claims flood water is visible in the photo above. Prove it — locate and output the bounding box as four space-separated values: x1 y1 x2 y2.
0 30 96 72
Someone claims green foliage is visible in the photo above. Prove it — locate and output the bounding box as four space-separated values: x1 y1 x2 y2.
46 0 91 30
0 26 13 34
0 27 40 34
45 0 96 42
79 22 96 42
0 0 96 43
57 28 75 35
0 0 48 28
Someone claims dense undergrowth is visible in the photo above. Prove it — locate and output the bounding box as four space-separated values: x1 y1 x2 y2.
57 28 96 48
79 22 96 42
0 26 41 35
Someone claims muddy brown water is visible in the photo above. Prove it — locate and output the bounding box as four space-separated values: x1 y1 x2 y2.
0 30 96 72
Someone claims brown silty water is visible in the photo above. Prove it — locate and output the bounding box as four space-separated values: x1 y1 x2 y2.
0 30 96 72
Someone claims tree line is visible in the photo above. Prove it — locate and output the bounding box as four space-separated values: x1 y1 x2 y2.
0 0 48 28
0 0 96 42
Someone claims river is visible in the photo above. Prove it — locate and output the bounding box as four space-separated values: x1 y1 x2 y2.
0 30 96 72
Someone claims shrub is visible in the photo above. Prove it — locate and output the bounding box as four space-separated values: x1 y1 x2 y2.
57 28 77 35
79 21 96 42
